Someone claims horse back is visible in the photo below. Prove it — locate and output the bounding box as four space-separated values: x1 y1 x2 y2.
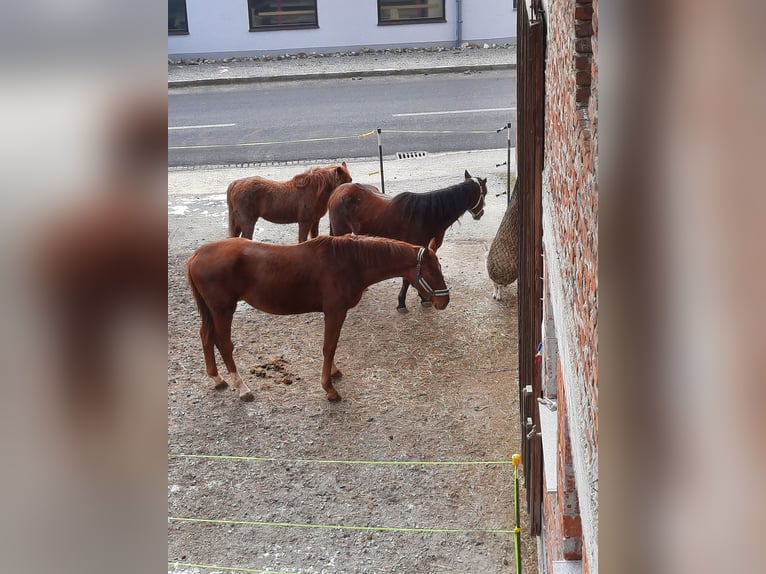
328 183 393 234
227 176 307 224
188 238 355 315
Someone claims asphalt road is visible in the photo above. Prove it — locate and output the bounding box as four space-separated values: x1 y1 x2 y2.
168 70 516 167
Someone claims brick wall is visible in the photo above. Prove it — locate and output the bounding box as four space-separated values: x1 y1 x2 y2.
539 0 598 571
541 344 585 573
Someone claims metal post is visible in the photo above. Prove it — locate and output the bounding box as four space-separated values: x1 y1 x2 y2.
506 121 512 205
456 0 463 48
377 128 385 194
512 453 522 574
496 122 513 204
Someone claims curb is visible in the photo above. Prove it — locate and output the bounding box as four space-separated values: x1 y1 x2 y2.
168 63 516 89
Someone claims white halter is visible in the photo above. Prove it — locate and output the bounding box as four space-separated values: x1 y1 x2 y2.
467 178 485 216
416 247 450 298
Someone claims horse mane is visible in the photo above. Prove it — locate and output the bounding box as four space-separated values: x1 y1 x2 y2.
291 165 340 195
390 180 475 229
315 235 411 268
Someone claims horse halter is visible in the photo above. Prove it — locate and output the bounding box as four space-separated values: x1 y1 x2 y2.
467 178 486 219
416 247 450 298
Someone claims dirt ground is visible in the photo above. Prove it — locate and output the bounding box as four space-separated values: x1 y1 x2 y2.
168 154 537 574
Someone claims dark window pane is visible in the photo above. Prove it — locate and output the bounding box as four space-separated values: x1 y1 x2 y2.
249 0 318 30
379 0 445 23
168 0 188 34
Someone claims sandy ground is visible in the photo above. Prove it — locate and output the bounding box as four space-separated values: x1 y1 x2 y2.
167 151 537 573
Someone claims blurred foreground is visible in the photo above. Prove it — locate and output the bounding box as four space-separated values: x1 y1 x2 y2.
0 1 763 572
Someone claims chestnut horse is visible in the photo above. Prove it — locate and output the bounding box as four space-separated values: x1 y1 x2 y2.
187 235 450 402
227 162 352 242
328 170 488 311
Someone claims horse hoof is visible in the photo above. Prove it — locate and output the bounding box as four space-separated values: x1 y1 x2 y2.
214 381 229 390
396 306 409 314
239 391 255 402
420 300 433 308
326 391 342 402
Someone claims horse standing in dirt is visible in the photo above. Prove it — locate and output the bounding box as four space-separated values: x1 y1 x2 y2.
227 162 352 242
187 235 450 402
328 170 487 311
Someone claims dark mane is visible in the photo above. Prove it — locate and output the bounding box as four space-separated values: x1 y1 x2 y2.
390 180 476 228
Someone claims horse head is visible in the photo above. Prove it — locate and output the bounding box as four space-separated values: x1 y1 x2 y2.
464 170 488 221
412 247 450 310
335 161 353 186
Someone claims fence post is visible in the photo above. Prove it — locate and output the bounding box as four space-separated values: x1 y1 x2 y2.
512 453 522 574
377 128 385 194
506 121 512 205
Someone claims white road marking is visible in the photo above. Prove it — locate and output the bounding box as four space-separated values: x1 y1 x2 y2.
168 123 236 130
392 107 515 117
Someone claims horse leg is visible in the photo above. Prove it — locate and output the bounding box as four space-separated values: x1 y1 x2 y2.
213 309 254 402
241 217 257 241
228 209 242 238
201 322 228 390
428 232 445 252
397 280 410 313
309 220 320 239
297 221 311 243
321 310 347 401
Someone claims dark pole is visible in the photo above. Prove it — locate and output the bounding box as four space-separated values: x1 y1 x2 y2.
496 122 513 204
513 453 522 574
377 128 385 194
506 121 512 205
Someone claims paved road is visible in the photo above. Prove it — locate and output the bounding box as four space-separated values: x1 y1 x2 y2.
168 70 516 166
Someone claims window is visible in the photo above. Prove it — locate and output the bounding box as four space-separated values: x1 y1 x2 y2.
378 0 445 25
248 0 318 31
168 0 188 35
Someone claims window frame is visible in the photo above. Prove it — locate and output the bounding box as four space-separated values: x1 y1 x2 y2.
248 0 319 32
377 0 446 26
168 0 189 35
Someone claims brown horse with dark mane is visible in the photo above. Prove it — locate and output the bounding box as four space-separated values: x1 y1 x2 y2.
227 162 352 242
187 235 449 402
328 170 487 311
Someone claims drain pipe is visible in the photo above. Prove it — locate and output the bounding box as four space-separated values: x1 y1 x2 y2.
456 0 462 48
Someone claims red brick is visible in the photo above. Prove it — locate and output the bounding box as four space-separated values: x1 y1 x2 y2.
576 70 591 86
575 38 592 53
575 4 594 20
574 54 590 70
562 514 583 537
575 21 594 37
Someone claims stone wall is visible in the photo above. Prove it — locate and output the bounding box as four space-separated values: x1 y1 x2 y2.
539 0 598 571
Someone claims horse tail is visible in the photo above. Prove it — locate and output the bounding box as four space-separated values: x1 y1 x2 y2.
186 255 215 344
226 182 241 237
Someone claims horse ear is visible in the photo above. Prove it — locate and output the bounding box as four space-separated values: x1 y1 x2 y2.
342 161 347 168
464 170 471 179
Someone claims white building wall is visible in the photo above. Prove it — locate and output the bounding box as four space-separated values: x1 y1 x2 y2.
460 0 517 44
169 0 516 59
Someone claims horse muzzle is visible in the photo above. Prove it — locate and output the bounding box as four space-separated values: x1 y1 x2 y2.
471 209 484 220
432 293 450 310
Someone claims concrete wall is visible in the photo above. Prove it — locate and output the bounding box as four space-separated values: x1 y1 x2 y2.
168 0 516 59
539 0 598 572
